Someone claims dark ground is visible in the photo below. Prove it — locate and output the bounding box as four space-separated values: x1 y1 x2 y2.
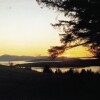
0 65 100 100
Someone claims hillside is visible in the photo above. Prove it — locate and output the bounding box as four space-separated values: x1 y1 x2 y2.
0 65 99 100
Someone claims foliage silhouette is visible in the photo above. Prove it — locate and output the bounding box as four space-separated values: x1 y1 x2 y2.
55 68 62 74
36 0 100 58
43 65 53 74
0 65 99 100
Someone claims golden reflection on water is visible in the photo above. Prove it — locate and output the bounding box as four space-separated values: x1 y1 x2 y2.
0 61 99 73
76 66 100 73
32 66 100 73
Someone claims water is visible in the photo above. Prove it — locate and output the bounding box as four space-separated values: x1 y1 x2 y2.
32 66 100 73
0 61 100 73
0 61 28 66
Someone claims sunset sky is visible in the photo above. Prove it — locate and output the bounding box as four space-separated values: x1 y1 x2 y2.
0 0 93 57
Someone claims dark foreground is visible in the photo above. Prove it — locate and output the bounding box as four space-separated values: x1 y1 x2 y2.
0 66 100 100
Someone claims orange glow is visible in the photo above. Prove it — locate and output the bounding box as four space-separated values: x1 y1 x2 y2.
63 46 93 58
0 1 94 58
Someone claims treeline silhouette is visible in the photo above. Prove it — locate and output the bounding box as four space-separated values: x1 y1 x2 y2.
42 66 100 100
0 65 99 100
43 66 100 75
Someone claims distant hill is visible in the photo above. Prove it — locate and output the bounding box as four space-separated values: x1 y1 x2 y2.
0 55 53 61
0 54 96 62
28 57 81 62
0 55 35 61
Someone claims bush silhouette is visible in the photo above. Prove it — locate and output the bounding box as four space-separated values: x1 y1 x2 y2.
43 65 53 74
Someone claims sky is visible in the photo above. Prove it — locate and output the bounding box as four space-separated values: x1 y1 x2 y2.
0 0 93 57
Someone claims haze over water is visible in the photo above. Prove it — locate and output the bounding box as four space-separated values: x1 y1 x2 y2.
0 60 99 73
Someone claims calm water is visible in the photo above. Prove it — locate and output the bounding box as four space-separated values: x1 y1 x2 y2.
0 61 28 66
32 66 100 73
0 61 100 73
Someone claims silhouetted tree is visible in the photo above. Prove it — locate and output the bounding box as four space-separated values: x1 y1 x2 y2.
67 68 74 75
36 0 100 58
55 68 62 74
80 69 87 75
9 62 13 67
43 65 53 74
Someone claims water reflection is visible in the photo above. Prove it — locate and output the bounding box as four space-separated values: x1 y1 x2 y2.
0 61 31 66
32 66 100 73
0 61 100 73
